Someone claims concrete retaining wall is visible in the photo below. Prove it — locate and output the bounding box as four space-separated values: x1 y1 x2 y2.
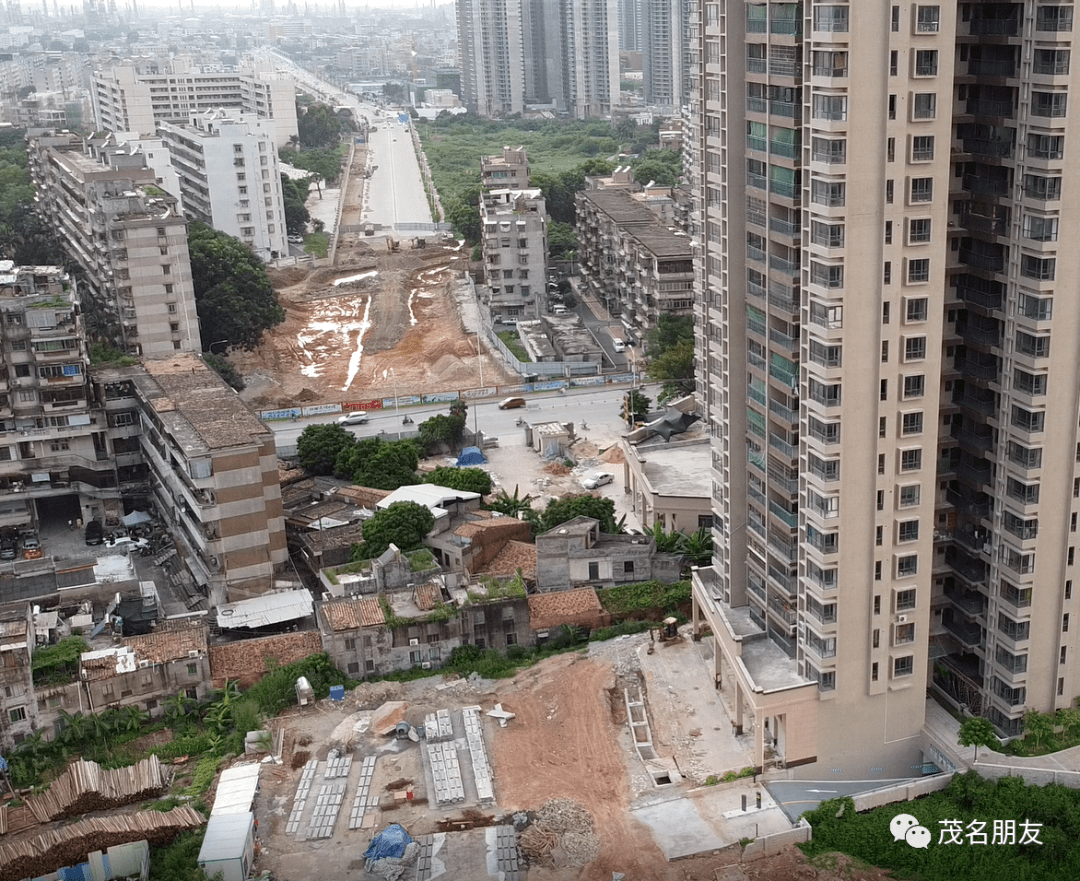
850 773 956 811
742 819 811 862
973 763 1080 787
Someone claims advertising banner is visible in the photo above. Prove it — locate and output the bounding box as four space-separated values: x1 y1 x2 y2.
570 376 605 388
343 399 384 412
462 387 497 399
301 403 342 417
384 395 421 408
421 392 460 405
262 408 302 421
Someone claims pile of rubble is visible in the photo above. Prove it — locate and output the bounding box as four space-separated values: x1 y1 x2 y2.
519 798 601 870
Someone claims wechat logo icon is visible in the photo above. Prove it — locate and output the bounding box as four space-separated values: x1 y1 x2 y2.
891 813 931 849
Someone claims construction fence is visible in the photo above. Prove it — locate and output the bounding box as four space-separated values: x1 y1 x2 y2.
259 373 636 422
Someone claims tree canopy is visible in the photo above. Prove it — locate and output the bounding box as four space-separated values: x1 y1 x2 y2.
539 494 620 535
335 437 420 490
202 353 245 391
353 501 435 560
280 173 310 236
187 221 285 351
958 716 999 761
646 314 695 402
0 129 64 267
422 466 492 495
416 407 467 455
280 147 343 186
297 423 356 475
296 101 353 149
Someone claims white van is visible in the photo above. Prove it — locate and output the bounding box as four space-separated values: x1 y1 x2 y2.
552 305 568 316
612 339 626 353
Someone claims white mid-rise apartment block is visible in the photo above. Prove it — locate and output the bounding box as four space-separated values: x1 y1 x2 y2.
92 58 299 149
689 0 1080 779
157 111 288 262
480 187 548 323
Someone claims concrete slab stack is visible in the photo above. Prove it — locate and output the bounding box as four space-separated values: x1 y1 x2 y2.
425 741 465 804
488 825 525 881
285 759 318 835
462 706 494 803
325 751 353 779
423 708 454 741
347 755 379 830
306 783 346 839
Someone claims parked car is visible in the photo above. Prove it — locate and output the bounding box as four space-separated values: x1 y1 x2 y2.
0 529 17 560
612 339 626 353
498 397 527 410
288 235 305 244
581 472 615 490
85 520 104 546
337 411 369 426
21 533 42 560
552 305 568 316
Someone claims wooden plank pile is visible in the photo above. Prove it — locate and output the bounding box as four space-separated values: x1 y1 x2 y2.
0 805 204 881
0 803 36 836
24 756 169 824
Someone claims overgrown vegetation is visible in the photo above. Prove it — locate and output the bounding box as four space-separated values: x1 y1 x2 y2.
0 128 64 266
597 580 691 617
422 466 492 495
349 501 436 561
303 230 330 257
497 330 531 362
800 772 1080 881
646 314 695 401
202 352 245 392
31 635 88 684
148 828 213 881
88 342 138 368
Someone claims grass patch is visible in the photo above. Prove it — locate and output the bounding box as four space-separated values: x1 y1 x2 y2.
597 580 691 617
304 231 329 257
497 331 531 362
406 547 437 572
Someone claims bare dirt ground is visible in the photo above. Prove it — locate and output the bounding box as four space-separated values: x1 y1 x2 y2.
248 652 892 881
232 247 513 408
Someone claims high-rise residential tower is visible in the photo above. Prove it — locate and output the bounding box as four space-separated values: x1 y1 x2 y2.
642 0 691 112
456 0 527 117
690 0 1080 777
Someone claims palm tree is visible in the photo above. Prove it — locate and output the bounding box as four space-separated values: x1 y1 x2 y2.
163 693 190 727
57 709 88 749
648 521 684 553
85 711 112 755
680 527 714 568
488 485 537 519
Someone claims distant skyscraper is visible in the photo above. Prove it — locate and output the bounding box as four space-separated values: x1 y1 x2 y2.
455 0 526 117
641 0 689 111
618 0 641 53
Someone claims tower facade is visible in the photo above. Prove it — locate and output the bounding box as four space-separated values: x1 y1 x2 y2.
689 1 1080 776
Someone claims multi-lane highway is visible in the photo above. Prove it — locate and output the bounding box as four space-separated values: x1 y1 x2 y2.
266 385 659 449
261 51 432 229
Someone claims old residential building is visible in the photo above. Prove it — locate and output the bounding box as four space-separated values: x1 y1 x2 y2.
157 110 288 262
480 145 531 190
576 186 693 334
0 607 36 747
480 187 548 323
29 132 202 358
535 516 684 591
620 434 712 534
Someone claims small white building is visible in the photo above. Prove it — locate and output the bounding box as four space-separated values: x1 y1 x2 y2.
198 811 256 881
157 109 289 261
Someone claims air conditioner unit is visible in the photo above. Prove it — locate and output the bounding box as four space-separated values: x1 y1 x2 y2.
138 659 151 668
188 650 200 658
409 638 419 646
421 661 431 670
897 615 908 624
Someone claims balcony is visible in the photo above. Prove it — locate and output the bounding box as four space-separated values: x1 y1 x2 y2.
767 464 799 494
769 216 800 237
958 247 1006 274
967 59 1017 78
769 254 799 276
769 101 800 120
946 545 989 583
768 499 798 529
942 614 984 648
944 585 986 616
947 487 992 519
962 173 1011 197
955 457 993 486
955 352 999 382
768 397 798 423
956 318 1002 348
968 12 1019 37
966 99 1016 119
768 432 797 459
961 207 1010 237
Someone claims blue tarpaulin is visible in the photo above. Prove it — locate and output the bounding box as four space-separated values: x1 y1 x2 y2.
456 446 487 467
364 824 414 861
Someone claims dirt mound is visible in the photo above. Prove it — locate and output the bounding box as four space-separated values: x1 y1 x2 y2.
543 462 571 476
599 445 626 464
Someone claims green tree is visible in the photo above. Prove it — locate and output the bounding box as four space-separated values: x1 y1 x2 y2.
298 423 356 475
680 527 714 567
417 411 466 454
335 437 420 490
353 501 436 559
120 704 149 733
422 466 492 495
629 149 682 188
624 389 653 426
296 101 345 149
280 173 310 235
539 494 620 534
187 222 285 350
162 693 191 728
647 337 695 402
487 485 536 519
547 220 578 261
1023 708 1055 751
279 148 343 186
958 716 999 761
203 352 245 391
648 521 683 553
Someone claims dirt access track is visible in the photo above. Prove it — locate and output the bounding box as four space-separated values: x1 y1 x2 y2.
233 243 515 409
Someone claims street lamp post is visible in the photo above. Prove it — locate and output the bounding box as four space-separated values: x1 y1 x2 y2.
384 368 399 438
473 332 484 438
208 339 229 354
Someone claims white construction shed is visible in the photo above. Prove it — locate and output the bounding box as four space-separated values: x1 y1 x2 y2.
198 811 256 881
211 763 261 816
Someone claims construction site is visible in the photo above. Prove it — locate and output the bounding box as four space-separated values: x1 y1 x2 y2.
242 632 822 881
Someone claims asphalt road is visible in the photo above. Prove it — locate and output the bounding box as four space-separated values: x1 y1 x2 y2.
266 384 657 448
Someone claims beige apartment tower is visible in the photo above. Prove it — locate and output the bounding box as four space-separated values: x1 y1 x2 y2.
690 0 1080 778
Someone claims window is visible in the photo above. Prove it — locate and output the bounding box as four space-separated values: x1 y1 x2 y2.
811 180 846 207
898 520 920 542
909 219 932 244
812 50 848 77
888 94 897 120
903 375 925 399
901 448 923 471
910 178 933 203
1013 369 1047 396
1027 133 1064 160
1024 215 1059 242
899 485 921 507
906 299 929 323
894 656 914 677
907 259 930 284
812 137 846 164
347 661 360 674
905 337 927 361
811 221 844 248
812 94 847 121
1024 174 1062 201
887 137 896 162
1037 5 1074 31
886 180 894 203
915 50 938 77
916 5 940 32
895 622 916 644
911 136 935 161
913 93 937 119
890 51 898 76
1033 92 1068 118
1034 49 1071 76
588 562 599 580
902 412 924 435
1065 613 1071 632
1016 330 1050 357
9 706 25 723
811 261 844 288
882 342 889 363
813 5 849 31
872 662 879 681
876 526 884 546
1007 477 1040 504
623 560 635 575
897 555 918 577
884 262 892 284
